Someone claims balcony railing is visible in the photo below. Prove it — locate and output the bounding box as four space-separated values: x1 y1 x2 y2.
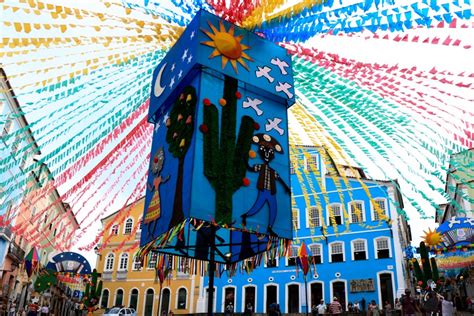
102 271 113 281
116 270 127 281
7 241 25 263
0 226 12 241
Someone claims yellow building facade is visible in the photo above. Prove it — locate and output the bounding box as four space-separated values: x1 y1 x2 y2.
96 197 204 316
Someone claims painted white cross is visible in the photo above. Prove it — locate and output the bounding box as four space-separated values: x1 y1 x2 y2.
171 63 176 72
178 70 183 79
255 66 274 83
154 121 161 132
448 216 461 228
181 49 188 61
266 117 284 135
169 76 176 89
242 97 264 116
464 217 474 226
271 57 289 75
187 54 193 64
275 82 293 99
162 112 170 124
190 31 195 39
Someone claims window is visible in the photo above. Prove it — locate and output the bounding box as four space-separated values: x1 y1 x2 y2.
350 201 364 223
330 242 344 263
132 255 142 271
376 238 390 259
309 244 322 264
138 217 143 231
287 246 298 266
104 253 115 271
119 253 129 271
352 240 367 260
147 252 157 269
290 160 295 174
177 288 187 309
124 218 133 234
2 117 12 136
265 253 278 268
115 289 123 307
308 207 321 227
100 289 109 309
111 225 119 235
328 204 343 225
306 154 318 171
373 199 386 221
292 209 300 229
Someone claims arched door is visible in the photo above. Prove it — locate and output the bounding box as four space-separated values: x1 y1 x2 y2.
130 289 138 310
115 289 123 307
100 289 109 309
144 288 154 316
161 288 171 315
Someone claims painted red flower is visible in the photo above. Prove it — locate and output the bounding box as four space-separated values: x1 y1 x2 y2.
242 178 250 186
199 124 208 133
254 122 260 130
235 91 242 99
203 98 211 106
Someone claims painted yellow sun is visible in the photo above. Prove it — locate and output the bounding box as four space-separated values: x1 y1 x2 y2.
201 20 253 73
422 228 443 248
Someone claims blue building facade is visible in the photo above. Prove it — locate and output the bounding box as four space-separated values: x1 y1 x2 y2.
199 146 411 314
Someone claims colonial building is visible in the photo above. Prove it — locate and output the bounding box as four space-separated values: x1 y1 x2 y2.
0 68 79 307
206 146 412 314
96 197 203 315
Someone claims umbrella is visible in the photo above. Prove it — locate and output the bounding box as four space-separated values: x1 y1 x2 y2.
24 248 40 278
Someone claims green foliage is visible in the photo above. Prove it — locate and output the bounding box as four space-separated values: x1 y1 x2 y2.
413 241 440 288
34 270 57 293
165 86 198 228
83 269 103 308
202 76 255 224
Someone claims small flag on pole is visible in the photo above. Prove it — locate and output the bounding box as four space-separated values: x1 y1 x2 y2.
297 242 310 276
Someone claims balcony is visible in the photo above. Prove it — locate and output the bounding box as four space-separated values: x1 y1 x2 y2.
7 241 25 263
0 226 12 241
116 270 127 281
102 271 113 281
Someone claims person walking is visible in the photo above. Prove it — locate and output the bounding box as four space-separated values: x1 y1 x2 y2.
368 300 380 316
401 289 420 316
316 299 327 316
330 297 343 315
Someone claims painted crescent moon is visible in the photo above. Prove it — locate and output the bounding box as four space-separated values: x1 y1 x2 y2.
154 63 167 97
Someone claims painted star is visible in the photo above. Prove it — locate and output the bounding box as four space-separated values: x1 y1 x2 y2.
171 63 175 72
190 30 195 39
162 112 170 124
154 121 161 132
178 70 183 79
187 54 193 64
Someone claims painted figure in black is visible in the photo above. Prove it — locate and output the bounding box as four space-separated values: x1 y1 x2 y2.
241 133 290 236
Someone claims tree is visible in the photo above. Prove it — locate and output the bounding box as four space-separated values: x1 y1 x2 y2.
201 75 256 224
165 86 198 229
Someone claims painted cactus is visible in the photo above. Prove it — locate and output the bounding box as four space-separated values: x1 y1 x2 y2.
201 75 256 225
84 269 103 309
413 241 439 288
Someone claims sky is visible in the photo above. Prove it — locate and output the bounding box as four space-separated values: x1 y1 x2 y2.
2 0 472 268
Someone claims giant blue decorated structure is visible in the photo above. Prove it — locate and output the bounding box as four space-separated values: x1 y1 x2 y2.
140 10 294 263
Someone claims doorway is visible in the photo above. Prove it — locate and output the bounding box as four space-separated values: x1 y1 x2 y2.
311 282 323 308
288 284 299 313
144 288 154 316
266 285 277 313
379 273 394 306
244 286 256 313
332 281 346 310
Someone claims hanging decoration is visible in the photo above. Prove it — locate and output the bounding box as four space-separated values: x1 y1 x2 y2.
0 0 471 253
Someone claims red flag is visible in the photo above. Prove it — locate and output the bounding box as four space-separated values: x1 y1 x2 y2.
297 242 310 276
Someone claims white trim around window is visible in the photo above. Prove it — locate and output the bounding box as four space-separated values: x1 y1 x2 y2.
118 253 129 271
306 206 322 228
292 208 300 229
327 203 343 226
104 253 115 271
350 239 368 261
175 287 188 310
308 243 323 264
348 201 365 223
123 217 134 234
328 241 345 263
371 198 387 221
373 236 392 259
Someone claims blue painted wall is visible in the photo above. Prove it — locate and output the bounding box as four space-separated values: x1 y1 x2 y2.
205 147 403 314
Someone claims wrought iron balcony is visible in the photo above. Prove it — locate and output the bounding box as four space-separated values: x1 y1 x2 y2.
101 271 113 281
0 226 12 241
116 270 128 281
7 241 25 263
